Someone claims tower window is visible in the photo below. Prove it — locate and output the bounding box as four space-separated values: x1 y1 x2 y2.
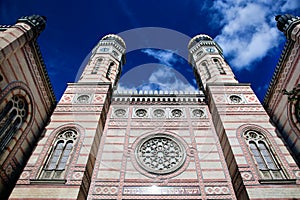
106 62 114 80
213 58 226 74
40 130 77 179
201 62 211 80
0 95 28 152
91 58 103 74
243 130 286 180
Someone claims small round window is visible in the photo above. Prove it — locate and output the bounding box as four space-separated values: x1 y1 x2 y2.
229 95 242 104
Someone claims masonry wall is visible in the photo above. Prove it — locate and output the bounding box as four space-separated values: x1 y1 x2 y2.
207 83 300 199
264 24 300 165
87 94 237 200
0 21 55 198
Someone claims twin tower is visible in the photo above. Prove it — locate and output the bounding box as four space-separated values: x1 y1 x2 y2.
1 15 299 200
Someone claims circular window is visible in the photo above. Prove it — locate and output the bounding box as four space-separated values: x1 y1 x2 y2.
192 109 204 118
76 94 90 103
114 109 126 117
229 95 242 104
171 109 183 118
135 134 186 174
153 109 165 118
136 109 147 117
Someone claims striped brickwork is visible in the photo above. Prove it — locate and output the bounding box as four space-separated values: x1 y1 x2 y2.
207 83 300 199
264 22 300 165
0 18 55 198
10 34 125 199
87 94 237 200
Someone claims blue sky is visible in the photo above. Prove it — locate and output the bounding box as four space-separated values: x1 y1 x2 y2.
1 0 299 102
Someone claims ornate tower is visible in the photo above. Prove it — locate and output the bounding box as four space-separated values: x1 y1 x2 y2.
188 34 300 199
10 34 126 199
0 15 55 198
188 34 237 89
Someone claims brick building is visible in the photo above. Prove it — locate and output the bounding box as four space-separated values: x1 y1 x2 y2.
0 14 299 199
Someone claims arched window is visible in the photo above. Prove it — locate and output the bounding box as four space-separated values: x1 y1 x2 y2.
41 130 77 179
243 130 286 180
201 61 211 80
106 61 114 80
213 58 226 74
0 95 28 151
91 58 103 74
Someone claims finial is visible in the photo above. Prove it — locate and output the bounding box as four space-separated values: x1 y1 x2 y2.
275 14 300 38
17 15 47 33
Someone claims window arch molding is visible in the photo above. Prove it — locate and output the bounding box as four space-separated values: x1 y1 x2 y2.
0 82 34 160
35 123 85 180
237 124 291 180
287 99 300 133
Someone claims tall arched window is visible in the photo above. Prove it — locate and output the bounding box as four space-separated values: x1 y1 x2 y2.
41 130 77 179
213 58 226 74
0 95 28 151
201 61 211 80
243 130 286 180
91 57 103 74
106 61 114 80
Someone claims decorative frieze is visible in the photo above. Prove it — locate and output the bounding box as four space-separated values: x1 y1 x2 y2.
204 186 230 195
122 186 201 195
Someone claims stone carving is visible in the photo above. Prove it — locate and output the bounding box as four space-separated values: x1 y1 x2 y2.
136 134 186 174
205 186 230 195
243 130 264 141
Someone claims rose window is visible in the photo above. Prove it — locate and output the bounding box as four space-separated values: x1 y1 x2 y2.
136 134 186 174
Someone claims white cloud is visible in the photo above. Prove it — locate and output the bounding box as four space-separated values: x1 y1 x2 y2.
147 66 196 91
141 49 181 66
211 0 299 69
281 0 300 11
117 64 196 92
